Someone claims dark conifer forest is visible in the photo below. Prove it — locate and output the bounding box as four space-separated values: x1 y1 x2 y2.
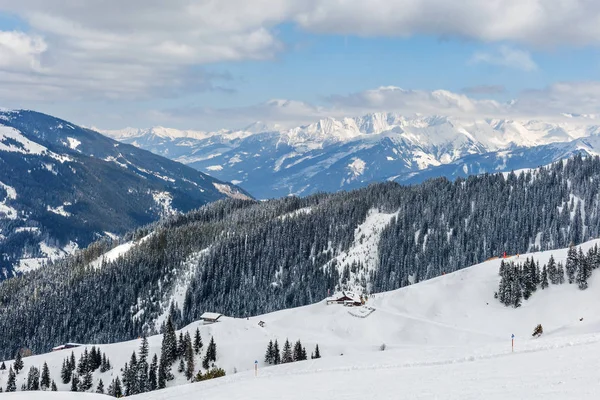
1 155 600 359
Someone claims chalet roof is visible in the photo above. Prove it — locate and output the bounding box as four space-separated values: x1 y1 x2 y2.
200 312 223 321
327 291 361 303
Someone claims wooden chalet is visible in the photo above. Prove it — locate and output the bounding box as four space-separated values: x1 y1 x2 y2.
200 312 223 324
326 291 363 307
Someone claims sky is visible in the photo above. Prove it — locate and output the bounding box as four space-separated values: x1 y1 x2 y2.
0 0 599 131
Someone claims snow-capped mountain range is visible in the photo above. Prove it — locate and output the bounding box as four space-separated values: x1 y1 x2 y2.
101 112 600 198
0 110 250 278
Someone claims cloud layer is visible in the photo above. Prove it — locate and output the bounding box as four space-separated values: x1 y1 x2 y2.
156 84 600 130
0 1 600 101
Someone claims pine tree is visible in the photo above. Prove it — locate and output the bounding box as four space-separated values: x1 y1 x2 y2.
61 359 71 384
194 328 203 354
161 317 178 366
557 262 566 284
301 347 307 361
41 362 51 390
265 340 274 364
149 354 158 391
547 255 558 284
282 339 293 363
178 358 185 373
576 248 592 290
13 351 23 374
107 380 116 397
100 353 109 373
0 361 5 370
178 332 185 358
185 334 195 380
293 340 303 362
566 244 578 283
70 373 79 392
51 380 57 391
274 340 281 364
202 352 210 370
81 370 93 391
313 344 321 359
96 379 105 394
26 366 40 391
206 336 217 363
6 367 16 392
540 265 549 289
137 336 150 394
114 377 123 397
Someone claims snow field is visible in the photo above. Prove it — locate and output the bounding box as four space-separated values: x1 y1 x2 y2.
2 240 600 398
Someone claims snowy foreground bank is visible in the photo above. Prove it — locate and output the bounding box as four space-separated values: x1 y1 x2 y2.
3 241 600 399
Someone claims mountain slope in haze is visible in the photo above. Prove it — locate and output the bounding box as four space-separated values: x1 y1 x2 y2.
102 113 600 198
1 239 599 397
0 110 250 278
1 156 600 359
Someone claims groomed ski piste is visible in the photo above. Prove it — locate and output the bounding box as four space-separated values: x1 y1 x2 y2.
3 240 600 399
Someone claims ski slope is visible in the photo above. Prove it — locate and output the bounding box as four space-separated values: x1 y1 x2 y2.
2 240 600 398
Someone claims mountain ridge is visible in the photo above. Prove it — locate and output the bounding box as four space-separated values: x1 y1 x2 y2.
0 110 250 277
100 112 600 198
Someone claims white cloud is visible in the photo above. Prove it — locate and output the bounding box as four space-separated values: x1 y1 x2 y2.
293 0 600 47
469 46 538 71
0 1 599 103
0 30 46 71
158 84 600 130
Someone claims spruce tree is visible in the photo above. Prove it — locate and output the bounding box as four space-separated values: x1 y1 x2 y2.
194 328 203 354
0 361 5 370
178 332 185 358
6 367 16 392
27 366 40 390
114 377 123 397
206 336 217 363
541 265 549 289
178 358 185 373
185 335 195 380
274 340 281 364
41 362 51 390
293 340 303 362
51 380 57 391
162 317 178 366
96 379 104 394
71 373 79 392
107 380 116 397
61 359 71 384
13 351 23 374
547 255 558 284
265 340 274 364
158 357 168 389
149 354 158 391
137 336 150 394
313 344 321 359
557 262 566 284
566 244 578 283
81 370 93 391
576 248 592 290
282 339 293 363
202 352 210 370
301 347 307 361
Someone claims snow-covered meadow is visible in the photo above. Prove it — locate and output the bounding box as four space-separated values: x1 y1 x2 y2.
2 240 600 398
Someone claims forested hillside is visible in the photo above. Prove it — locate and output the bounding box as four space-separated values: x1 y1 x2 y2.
1 155 600 359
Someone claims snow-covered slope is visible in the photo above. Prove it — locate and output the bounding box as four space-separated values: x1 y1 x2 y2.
101 113 600 198
0 110 251 278
2 240 600 397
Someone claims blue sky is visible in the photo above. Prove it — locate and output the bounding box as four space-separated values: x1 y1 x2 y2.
0 1 599 130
